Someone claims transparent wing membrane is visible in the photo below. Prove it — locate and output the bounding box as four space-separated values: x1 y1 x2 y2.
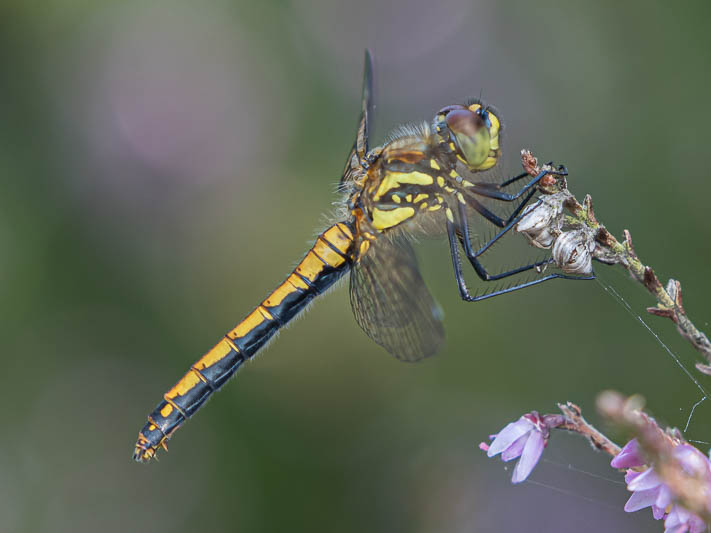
341 49 374 187
350 236 445 362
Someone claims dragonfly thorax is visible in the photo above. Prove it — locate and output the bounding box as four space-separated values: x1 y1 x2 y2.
351 129 446 233
350 101 503 235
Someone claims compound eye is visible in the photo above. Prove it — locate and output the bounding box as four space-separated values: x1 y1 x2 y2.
445 109 491 168
472 105 492 128
480 109 491 128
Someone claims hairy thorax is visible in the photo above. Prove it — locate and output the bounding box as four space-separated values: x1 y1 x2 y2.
350 123 482 241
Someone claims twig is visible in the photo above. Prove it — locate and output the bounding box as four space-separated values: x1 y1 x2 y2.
520 150 711 376
484 396 710 528
537 394 710 523
555 402 621 457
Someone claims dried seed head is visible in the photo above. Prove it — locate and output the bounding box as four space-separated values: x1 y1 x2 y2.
552 228 596 274
515 194 564 249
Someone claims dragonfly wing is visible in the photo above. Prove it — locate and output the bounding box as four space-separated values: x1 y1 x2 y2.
350 236 445 362
355 48 374 160
341 49 374 187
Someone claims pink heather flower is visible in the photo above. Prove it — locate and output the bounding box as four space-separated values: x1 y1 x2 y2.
480 412 551 484
623 469 671 520
664 505 707 533
613 441 711 533
611 438 644 469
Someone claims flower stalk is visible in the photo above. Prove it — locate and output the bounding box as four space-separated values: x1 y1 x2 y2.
481 393 711 531
554 401 621 458
519 150 711 375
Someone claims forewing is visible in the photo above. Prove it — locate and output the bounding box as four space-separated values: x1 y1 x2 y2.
341 49 374 187
350 236 445 362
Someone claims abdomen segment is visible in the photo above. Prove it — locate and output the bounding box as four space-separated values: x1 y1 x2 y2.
133 222 355 462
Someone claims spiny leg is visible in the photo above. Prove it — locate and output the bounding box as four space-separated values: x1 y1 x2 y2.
455 201 553 281
454 163 564 229
466 187 537 229
460 165 561 233
460 164 569 254
446 216 593 302
498 171 529 189
497 161 558 189
471 165 567 202
458 198 536 258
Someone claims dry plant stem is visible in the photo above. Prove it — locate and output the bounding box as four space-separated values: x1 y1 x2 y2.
547 395 710 523
521 150 711 376
555 402 621 457
597 391 711 523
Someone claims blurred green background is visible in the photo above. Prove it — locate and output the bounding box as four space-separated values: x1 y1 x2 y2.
1 1 710 531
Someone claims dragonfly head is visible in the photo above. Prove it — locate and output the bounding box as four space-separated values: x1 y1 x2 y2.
436 102 501 171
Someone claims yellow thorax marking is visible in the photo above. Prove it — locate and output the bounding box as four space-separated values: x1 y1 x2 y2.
429 159 440 170
372 207 415 230
437 176 445 187
375 171 434 200
413 193 428 203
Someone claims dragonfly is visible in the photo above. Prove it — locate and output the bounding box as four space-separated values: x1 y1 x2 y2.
134 51 593 462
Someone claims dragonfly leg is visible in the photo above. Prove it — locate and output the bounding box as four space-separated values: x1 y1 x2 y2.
446 217 593 302
465 187 537 229
456 200 535 258
498 171 530 188
454 202 553 281
497 161 557 188
470 165 568 202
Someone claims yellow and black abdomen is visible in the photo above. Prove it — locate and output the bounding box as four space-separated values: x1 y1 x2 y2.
134 222 355 462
